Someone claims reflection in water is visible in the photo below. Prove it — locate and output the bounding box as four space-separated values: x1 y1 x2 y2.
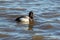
28 23 34 30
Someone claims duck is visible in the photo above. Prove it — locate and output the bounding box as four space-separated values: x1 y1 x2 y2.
15 11 34 24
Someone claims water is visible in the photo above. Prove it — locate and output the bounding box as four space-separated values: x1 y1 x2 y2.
0 0 60 40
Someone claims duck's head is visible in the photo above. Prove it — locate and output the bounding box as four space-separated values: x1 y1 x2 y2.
29 11 33 19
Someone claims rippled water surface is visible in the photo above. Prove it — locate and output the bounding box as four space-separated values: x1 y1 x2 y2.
0 0 60 40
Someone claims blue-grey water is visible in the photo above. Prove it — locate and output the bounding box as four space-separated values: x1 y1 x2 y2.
0 0 60 40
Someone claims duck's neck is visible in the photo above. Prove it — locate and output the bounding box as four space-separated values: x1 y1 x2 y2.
29 16 33 19
29 14 33 19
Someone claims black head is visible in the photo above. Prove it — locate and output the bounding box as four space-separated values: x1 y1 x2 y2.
29 11 33 19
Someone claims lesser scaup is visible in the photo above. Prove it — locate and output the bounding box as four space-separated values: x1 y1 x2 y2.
15 11 34 24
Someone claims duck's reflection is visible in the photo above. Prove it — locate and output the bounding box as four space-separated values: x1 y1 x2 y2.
28 23 34 30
